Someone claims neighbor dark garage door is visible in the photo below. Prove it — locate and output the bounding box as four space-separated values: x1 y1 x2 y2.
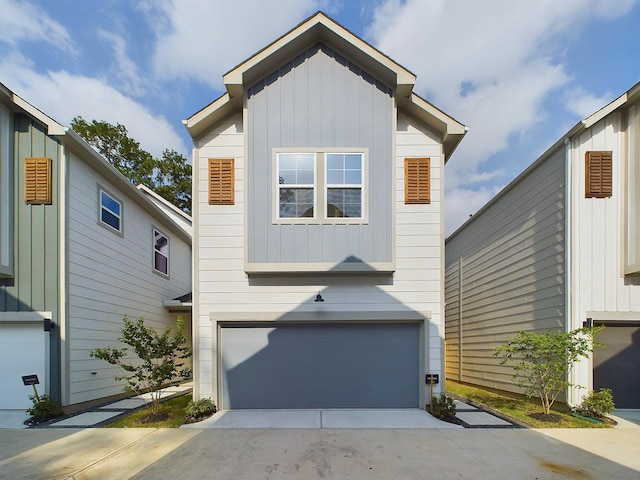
220 323 419 409
593 323 640 409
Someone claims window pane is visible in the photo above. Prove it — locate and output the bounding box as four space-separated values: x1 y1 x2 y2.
155 231 168 255
155 251 168 275
101 191 120 215
297 168 314 184
101 209 120 230
326 154 344 170
344 169 361 184
327 188 362 218
280 188 313 218
327 169 343 184
278 169 297 185
345 154 361 169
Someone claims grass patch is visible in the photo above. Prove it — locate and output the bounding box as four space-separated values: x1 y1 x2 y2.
446 381 611 428
106 394 192 428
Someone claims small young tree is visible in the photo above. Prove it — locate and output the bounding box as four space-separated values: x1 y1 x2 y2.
494 327 603 415
90 316 191 415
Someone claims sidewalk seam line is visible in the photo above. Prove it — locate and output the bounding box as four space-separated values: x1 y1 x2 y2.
62 428 160 480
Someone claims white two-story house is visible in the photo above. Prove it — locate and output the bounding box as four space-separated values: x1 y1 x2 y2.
0 83 192 412
185 12 466 410
445 82 640 409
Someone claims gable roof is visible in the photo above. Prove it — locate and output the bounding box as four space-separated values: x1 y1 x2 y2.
184 11 467 159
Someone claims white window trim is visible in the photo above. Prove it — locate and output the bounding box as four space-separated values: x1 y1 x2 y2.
153 227 170 277
272 147 368 225
98 187 123 235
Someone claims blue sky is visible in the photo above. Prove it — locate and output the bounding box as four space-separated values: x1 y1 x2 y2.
2 0 639 233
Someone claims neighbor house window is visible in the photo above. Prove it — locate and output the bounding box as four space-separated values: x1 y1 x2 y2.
0 104 13 276
153 228 169 276
99 188 122 233
276 150 365 222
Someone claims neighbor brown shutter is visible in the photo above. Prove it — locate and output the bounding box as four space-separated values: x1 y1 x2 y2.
24 157 52 205
208 158 234 205
585 151 612 198
405 157 430 204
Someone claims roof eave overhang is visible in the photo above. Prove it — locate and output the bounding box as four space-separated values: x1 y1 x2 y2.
184 92 237 139
404 93 468 161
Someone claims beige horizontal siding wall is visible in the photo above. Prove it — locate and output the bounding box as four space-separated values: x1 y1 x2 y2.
66 153 192 406
445 145 566 393
194 111 446 403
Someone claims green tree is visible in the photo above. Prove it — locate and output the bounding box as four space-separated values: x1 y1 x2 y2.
494 327 603 415
90 316 191 415
71 116 192 214
153 149 192 213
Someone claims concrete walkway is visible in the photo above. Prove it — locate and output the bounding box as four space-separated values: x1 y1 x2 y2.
0 384 193 429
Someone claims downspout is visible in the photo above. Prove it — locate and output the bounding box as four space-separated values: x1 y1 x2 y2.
58 141 69 406
564 137 577 407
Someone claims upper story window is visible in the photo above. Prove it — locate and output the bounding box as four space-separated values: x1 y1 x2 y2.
275 150 366 223
153 228 169 276
99 188 122 234
0 104 13 277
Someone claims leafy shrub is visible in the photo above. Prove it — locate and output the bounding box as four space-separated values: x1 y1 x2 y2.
430 393 456 419
185 397 216 422
494 327 603 414
579 388 615 418
26 394 63 423
90 316 191 415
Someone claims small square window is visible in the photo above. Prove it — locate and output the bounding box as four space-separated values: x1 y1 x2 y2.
99 189 122 233
153 228 169 276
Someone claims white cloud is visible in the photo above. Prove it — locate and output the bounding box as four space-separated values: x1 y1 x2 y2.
97 29 144 97
564 86 614 119
142 0 327 87
368 0 638 193
0 0 76 55
0 58 189 158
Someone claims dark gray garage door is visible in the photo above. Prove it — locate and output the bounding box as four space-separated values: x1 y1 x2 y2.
220 323 419 409
593 323 640 409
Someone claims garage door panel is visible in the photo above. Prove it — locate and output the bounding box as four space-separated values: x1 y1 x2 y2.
594 325 640 409
0 324 47 409
221 323 419 409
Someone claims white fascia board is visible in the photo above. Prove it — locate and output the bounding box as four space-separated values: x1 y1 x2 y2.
223 13 415 96
184 93 235 139
3 86 66 135
137 184 192 225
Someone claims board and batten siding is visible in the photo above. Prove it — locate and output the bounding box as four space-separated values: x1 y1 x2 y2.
246 43 393 266
445 145 566 393
66 152 191 406
193 108 447 403
0 114 61 400
567 112 640 400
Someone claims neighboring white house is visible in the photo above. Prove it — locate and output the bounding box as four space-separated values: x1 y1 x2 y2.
185 12 467 409
445 81 640 409
0 83 192 411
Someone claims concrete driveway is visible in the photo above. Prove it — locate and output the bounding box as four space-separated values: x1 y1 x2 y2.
0 427 639 479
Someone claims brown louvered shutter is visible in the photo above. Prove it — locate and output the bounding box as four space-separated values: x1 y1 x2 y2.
24 157 52 205
208 158 234 205
405 157 430 204
585 151 612 198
